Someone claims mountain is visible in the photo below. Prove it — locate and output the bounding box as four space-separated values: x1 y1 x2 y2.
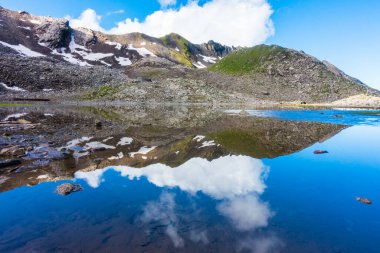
0 6 378 104
208 45 378 101
0 7 232 68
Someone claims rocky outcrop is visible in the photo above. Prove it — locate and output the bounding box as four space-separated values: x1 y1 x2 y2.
73 27 97 47
199 40 234 57
36 19 71 48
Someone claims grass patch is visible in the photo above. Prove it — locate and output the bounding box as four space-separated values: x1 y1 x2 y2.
161 33 193 67
81 85 122 100
209 45 286 75
81 106 123 121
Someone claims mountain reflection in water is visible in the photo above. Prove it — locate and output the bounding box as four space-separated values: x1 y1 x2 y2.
1 105 380 253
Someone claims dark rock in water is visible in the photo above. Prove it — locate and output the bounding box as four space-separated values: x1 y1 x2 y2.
0 159 22 168
314 150 328 154
56 183 83 196
356 197 372 205
334 114 344 118
239 110 249 116
95 122 103 129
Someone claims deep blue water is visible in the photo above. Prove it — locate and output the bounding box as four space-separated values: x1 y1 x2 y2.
226 109 380 126
1 110 380 252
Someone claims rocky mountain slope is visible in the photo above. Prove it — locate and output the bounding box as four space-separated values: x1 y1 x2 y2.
0 7 231 68
0 6 378 104
208 45 378 101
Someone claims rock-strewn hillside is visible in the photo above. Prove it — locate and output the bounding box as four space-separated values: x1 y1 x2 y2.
208 45 378 102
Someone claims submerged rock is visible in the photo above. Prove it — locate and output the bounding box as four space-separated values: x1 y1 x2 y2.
0 159 22 168
356 197 372 205
56 183 83 196
0 146 26 156
239 110 249 116
314 150 328 155
16 119 32 124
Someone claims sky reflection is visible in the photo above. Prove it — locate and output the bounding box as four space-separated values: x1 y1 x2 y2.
75 155 273 247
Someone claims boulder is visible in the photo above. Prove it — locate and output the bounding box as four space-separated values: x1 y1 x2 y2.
356 197 372 205
55 183 83 196
313 150 328 155
239 110 249 116
0 146 25 156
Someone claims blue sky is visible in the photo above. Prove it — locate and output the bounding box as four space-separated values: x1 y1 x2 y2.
0 0 379 89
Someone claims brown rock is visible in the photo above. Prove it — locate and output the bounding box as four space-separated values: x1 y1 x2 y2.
0 146 26 156
17 119 32 124
56 183 83 196
314 150 328 155
356 197 372 205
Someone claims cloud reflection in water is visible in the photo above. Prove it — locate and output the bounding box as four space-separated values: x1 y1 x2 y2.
75 155 274 249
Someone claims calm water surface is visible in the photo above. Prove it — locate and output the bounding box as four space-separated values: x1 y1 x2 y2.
0 106 379 253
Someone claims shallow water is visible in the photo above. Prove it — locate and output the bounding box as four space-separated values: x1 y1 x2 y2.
0 105 380 253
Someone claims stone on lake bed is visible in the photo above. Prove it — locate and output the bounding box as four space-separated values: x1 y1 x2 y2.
56 183 83 196
0 146 26 156
356 197 372 205
239 110 249 116
0 159 22 168
17 119 32 124
314 150 328 154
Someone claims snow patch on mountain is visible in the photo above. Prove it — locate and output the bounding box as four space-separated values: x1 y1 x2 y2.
0 82 27 92
194 61 207 69
18 26 31 30
105 41 122 50
199 54 217 64
115 56 132 66
128 44 156 57
0 41 45 57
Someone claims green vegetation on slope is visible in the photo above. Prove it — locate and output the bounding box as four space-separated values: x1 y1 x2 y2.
209 45 286 75
81 84 122 100
208 129 280 158
161 33 193 67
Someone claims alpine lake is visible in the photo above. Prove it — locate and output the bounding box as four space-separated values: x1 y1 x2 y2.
0 104 380 253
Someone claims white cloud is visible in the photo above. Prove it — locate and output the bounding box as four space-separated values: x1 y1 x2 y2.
158 0 177 8
217 195 272 231
67 0 274 46
140 192 185 248
75 155 272 238
237 235 284 253
67 8 104 32
75 155 268 199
